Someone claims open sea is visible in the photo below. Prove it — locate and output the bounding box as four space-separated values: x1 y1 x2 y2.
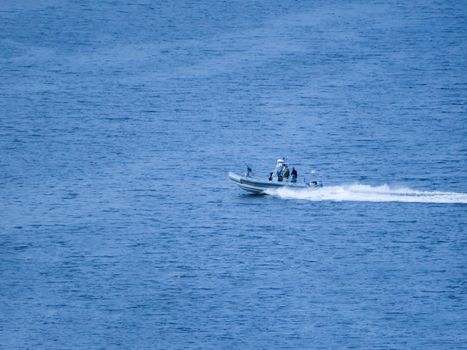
1 1 466 349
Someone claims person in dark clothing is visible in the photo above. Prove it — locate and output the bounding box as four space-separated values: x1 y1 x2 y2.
291 167 298 183
246 166 252 177
283 165 290 182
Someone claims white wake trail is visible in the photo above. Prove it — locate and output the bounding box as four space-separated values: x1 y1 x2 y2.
266 184 467 204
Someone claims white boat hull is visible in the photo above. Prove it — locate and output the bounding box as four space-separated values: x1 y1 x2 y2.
228 172 319 194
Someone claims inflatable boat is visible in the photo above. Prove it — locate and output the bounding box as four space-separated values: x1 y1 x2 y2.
228 172 322 194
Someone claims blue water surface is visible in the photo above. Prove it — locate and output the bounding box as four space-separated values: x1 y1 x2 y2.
1 1 466 349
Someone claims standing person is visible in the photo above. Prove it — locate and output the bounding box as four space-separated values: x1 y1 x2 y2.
273 159 285 181
291 167 298 183
245 165 253 177
283 165 290 182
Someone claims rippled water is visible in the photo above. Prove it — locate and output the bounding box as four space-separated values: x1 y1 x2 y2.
1 1 466 349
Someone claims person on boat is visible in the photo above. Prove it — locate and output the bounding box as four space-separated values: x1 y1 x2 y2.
245 165 252 177
291 167 298 183
273 159 285 182
283 165 290 182
268 172 273 181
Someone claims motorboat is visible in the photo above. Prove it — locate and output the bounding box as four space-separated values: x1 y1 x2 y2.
228 171 322 194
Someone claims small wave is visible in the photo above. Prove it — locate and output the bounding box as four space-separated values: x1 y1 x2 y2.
266 184 467 204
